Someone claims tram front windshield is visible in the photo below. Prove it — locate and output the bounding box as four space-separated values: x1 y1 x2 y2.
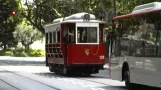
77 27 98 43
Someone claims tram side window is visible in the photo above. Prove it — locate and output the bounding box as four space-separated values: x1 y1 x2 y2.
57 31 60 43
49 32 52 43
53 32 56 43
99 24 104 43
46 33 48 44
99 27 103 43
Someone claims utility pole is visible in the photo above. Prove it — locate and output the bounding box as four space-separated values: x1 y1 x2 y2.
113 0 116 17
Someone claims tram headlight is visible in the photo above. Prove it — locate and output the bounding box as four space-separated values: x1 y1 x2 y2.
99 55 104 59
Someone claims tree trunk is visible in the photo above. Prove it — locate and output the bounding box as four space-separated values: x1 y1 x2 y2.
3 44 7 50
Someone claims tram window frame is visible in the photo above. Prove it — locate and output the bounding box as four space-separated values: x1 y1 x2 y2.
99 27 104 43
76 27 98 44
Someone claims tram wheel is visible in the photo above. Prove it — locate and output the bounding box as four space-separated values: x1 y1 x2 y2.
62 67 70 76
49 65 54 72
83 73 91 76
60 66 64 75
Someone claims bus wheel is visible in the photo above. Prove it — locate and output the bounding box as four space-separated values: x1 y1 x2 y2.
84 73 91 76
124 70 136 90
124 70 130 89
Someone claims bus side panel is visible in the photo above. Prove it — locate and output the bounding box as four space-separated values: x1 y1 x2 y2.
129 57 161 88
110 57 122 81
67 44 105 65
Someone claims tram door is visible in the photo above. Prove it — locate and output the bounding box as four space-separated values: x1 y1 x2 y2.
63 25 75 66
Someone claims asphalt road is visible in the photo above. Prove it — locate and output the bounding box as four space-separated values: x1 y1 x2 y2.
0 57 159 90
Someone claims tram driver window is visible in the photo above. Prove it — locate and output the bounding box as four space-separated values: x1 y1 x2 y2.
68 29 75 43
77 27 97 43
63 28 75 43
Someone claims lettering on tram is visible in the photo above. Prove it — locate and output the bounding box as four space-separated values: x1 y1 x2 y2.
44 13 105 76
109 2 161 89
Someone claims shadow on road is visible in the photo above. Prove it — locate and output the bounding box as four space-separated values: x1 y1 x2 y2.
35 72 108 79
99 86 126 90
99 84 161 90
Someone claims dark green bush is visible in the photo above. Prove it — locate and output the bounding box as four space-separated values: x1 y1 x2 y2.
0 48 45 57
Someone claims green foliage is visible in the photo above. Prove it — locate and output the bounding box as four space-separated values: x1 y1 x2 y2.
21 0 161 35
14 23 44 42
14 23 44 49
0 48 45 57
117 0 161 15
21 0 104 34
0 0 23 50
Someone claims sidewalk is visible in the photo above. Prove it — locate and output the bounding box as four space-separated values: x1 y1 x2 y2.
0 56 109 69
0 56 45 62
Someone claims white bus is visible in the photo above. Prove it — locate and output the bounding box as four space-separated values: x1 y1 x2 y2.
110 2 161 89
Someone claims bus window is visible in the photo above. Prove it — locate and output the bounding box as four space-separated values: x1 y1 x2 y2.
115 12 161 57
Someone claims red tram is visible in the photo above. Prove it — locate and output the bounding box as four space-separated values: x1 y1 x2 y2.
44 13 105 75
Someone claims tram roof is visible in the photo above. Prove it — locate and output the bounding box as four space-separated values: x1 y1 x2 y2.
45 12 105 27
113 2 161 20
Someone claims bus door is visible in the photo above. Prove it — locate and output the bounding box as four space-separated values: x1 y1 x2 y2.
109 31 122 81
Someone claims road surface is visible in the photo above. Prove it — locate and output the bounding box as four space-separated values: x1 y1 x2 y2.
0 57 158 90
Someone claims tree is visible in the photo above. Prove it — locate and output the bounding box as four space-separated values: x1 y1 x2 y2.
0 0 22 50
14 23 44 51
21 0 104 34
116 0 161 15
21 0 161 35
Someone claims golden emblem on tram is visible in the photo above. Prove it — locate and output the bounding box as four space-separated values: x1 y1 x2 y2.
85 49 90 56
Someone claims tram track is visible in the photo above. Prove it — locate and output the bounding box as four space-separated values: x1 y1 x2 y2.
35 71 122 87
0 78 20 90
71 76 124 87
0 61 120 89
0 67 60 90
